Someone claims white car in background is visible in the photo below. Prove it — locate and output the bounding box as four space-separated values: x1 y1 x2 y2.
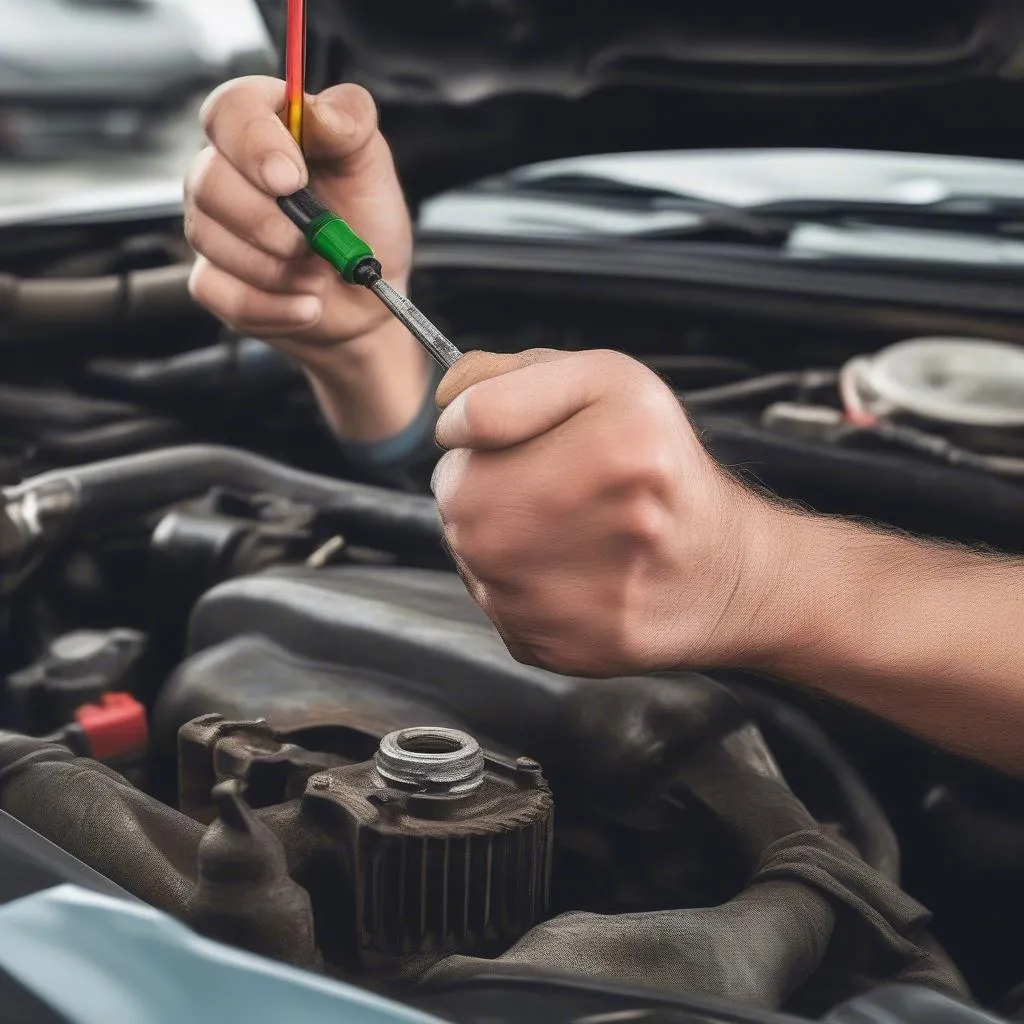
0 0 273 158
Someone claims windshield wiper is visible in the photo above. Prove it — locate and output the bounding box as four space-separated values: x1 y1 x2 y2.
493 173 792 244
502 173 1024 238
757 196 1024 235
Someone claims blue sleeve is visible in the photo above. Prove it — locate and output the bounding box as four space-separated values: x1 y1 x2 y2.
333 360 444 493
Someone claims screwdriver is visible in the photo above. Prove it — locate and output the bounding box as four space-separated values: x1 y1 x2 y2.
276 188 464 371
278 0 462 371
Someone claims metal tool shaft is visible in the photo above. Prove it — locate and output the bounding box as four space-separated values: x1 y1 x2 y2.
367 277 463 371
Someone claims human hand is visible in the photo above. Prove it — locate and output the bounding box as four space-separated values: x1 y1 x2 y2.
184 77 413 365
431 349 796 677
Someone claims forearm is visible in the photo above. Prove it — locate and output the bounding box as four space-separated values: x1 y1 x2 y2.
302 315 431 443
752 512 1024 778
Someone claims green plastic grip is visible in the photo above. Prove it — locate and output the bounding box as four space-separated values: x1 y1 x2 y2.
306 213 375 283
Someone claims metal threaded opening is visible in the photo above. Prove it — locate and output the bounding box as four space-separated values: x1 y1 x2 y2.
397 733 463 755
375 727 485 795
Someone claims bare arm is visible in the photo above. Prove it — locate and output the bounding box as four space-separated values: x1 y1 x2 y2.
754 513 1024 777
431 348 1024 780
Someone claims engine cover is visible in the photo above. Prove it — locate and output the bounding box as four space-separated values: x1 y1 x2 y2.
158 564 747 803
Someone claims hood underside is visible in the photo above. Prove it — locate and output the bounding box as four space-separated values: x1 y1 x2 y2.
253 1 1024 202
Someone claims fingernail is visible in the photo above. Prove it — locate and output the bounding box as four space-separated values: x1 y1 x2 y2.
317 100 356 137
259 153 304 196
290 296 322 324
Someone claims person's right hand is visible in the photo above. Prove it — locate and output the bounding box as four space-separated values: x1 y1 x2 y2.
184 76 413 363
431 349 797 679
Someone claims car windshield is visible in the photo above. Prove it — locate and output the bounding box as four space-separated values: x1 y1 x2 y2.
0 0 274 217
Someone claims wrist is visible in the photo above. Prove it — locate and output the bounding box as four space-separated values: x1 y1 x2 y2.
302 314 432 443
713 489 812 671
738 508 930 679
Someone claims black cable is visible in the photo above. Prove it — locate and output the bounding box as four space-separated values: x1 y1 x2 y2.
2 444 443 555
683 371 838 412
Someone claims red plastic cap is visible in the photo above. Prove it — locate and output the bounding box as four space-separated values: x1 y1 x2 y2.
74 693 148 761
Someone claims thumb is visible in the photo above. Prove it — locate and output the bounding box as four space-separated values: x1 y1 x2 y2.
435 348 568 410
303 84 381 168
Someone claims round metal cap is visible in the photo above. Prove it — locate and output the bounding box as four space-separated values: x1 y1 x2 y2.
374 727 485 795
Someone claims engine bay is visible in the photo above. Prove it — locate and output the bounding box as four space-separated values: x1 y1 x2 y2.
1 214 1023 1021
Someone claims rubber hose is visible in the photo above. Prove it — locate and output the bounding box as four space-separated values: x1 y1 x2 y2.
35 419 189 464
3 444 443 551
727 680 900 882
0 264 197 343
0 383 144 431
87 339 296 399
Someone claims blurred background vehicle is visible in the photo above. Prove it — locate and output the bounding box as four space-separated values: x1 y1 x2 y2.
0 0 273 204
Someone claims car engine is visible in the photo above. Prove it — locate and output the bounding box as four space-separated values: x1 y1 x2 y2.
1 213 1023 1022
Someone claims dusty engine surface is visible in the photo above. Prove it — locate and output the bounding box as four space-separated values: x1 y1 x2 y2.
1 220 1023 1023
0 558 988 1016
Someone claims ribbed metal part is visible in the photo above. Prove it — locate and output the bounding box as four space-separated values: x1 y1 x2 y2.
353 799 553 958
305 740 554 962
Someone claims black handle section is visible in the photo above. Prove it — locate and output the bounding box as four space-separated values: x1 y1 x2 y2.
277 187 331 232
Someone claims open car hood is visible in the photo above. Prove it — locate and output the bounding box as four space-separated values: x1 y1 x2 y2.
253 1 1024 201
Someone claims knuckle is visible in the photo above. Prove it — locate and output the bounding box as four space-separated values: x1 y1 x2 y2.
347 84 379 125
250 251 289 291
216 287 248 327
452 521 510 581
619 495 671 551
599 431 678 499
182 209 203 252
187 260 209 304
431 449 470 513
250 208 296 259
188 262 230 325
199 76 272 133
198 79 241 133
457 388 492 443
583 348 643 381
504 638 544 671
188 154 232 222
325 83 379 134
635 443 679 497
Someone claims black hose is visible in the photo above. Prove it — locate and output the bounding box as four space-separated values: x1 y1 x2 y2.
0 384 144 431
86 338 297 400
726 679 900 882
3 444 443 554
35 419 189 464
0 264 203 345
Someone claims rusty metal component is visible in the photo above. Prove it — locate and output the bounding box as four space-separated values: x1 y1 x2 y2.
178 714 347 824
306 735 554 962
